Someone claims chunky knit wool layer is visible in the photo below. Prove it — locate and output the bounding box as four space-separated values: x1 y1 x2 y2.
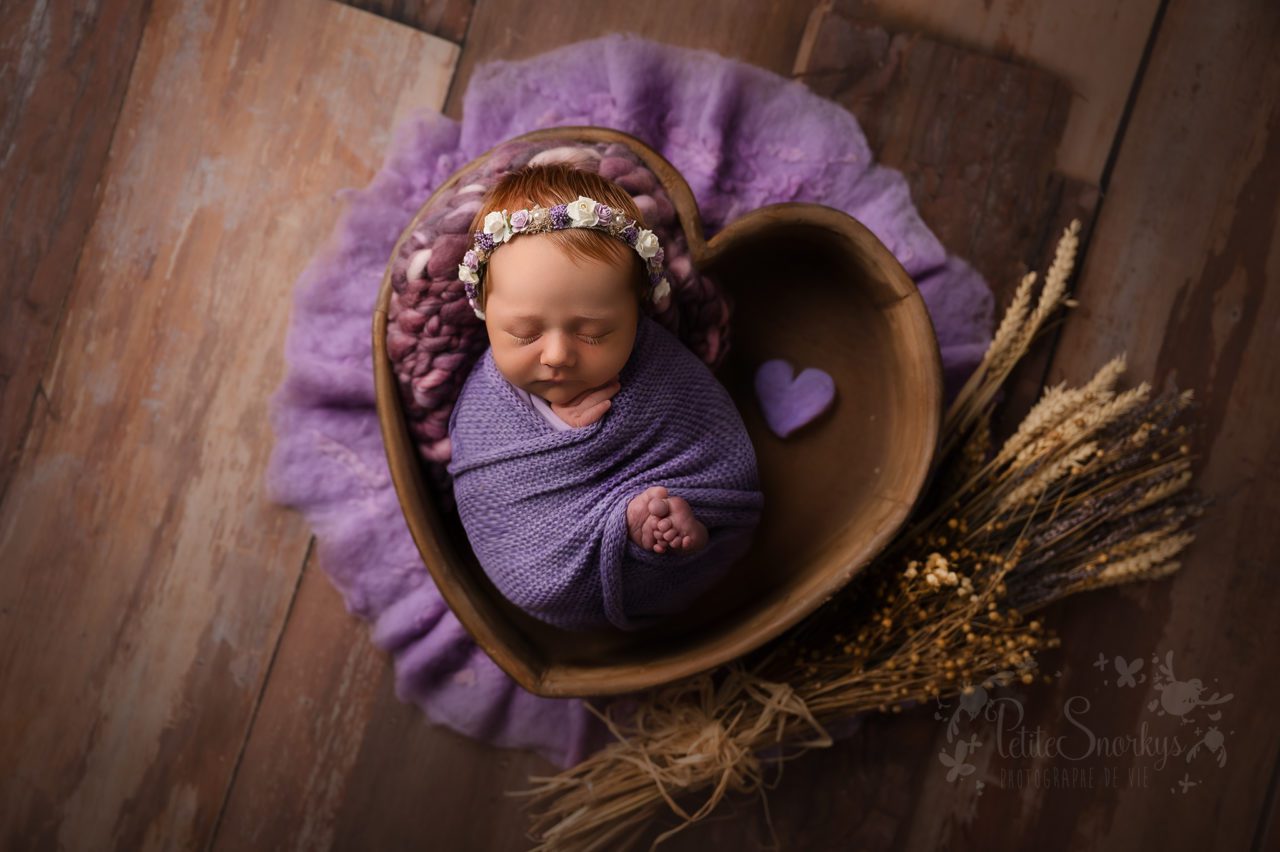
446 314 765 631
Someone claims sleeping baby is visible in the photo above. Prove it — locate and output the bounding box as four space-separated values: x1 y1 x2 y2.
445 162 764 632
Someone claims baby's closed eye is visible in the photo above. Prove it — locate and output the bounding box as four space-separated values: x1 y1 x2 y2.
506 331 610 346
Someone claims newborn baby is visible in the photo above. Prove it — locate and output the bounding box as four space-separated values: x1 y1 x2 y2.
446 161 763 631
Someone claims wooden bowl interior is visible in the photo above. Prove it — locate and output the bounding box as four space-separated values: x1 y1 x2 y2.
524 219 939 670
374 127 940 697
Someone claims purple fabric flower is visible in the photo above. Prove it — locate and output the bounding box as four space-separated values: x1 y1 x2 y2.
622 224 638 244
463 249 478 270
549 204 569 228
510 209 530 231
596 203 613 223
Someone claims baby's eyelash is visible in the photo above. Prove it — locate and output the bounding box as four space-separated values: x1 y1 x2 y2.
508 333 607 345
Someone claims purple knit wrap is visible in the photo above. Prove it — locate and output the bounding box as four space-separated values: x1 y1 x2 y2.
447 314 764 631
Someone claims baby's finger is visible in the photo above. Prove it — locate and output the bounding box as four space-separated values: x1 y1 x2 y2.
579 399 612 425
566 377 617 405
578 383 621 408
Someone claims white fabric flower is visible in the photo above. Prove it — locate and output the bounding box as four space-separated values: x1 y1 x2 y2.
634 228 660 259
483 209 512 243
566 195 599 227
458 263 478 285
651 277 671 303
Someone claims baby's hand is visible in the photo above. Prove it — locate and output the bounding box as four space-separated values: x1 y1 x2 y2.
550 376 621 428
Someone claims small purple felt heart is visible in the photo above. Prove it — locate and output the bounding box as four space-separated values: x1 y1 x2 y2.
754 359 837 438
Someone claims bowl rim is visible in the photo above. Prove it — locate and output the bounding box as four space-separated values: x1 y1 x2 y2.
372 125 943 697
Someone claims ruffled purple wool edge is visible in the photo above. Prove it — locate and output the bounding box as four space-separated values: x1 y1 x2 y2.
266 32 994 770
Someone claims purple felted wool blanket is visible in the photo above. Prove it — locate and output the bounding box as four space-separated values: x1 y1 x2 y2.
266 32 994 771
448 314 764 632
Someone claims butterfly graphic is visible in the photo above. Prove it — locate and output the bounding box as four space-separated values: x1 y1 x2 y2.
1114 656 1145 688
938 740 978 783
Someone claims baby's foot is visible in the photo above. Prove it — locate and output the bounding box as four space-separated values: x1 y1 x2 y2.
626 485 669 551
650 492 708 554
626 485 708 554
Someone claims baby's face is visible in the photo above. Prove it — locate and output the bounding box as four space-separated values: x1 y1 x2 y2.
484 233 639 406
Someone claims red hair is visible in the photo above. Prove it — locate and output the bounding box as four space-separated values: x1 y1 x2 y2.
467 163 650 313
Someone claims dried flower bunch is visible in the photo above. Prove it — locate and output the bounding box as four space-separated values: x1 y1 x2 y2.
508 219 1210 851
457 195 671 320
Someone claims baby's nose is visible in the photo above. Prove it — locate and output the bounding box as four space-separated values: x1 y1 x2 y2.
540 332 575 367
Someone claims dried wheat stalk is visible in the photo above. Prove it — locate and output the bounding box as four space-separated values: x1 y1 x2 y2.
508 219 1210 850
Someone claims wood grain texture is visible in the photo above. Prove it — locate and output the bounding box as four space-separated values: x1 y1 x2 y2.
0 0 456 847
7 0 1273 848
439 0 825 121
213 561 543 852
209 550 390 851
346 0 475 43
795 4 1092 318
820 0 1162 185
793 2 1100 454
992 0 1280 847
0 0 151 514
657 0 1280 848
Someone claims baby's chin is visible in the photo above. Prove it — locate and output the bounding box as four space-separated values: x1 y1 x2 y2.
530 382 581 405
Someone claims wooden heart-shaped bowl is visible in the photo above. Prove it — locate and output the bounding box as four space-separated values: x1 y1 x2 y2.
374 127 942 698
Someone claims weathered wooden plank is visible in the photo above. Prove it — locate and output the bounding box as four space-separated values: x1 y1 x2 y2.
216 552 553 851
0 0 150 511
984 0 1280 847
209 552 387 851
808 0 1162 186
705 1 1274 850
0 1 456 847
344 0 475 43
794 4 1090 317
662 4 1277 847
675 2 1277 849
793 1 1102 475
439 0 826 121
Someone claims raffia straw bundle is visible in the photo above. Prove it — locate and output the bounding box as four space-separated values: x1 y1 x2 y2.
508 219 1211 850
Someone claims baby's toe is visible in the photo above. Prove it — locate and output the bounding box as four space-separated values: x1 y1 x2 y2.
666 496 693 523
636 524 649 550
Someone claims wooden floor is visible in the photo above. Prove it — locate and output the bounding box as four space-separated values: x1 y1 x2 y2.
1 0 1276 849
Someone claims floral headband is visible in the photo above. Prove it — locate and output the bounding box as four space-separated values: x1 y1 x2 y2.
456 194 671 320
